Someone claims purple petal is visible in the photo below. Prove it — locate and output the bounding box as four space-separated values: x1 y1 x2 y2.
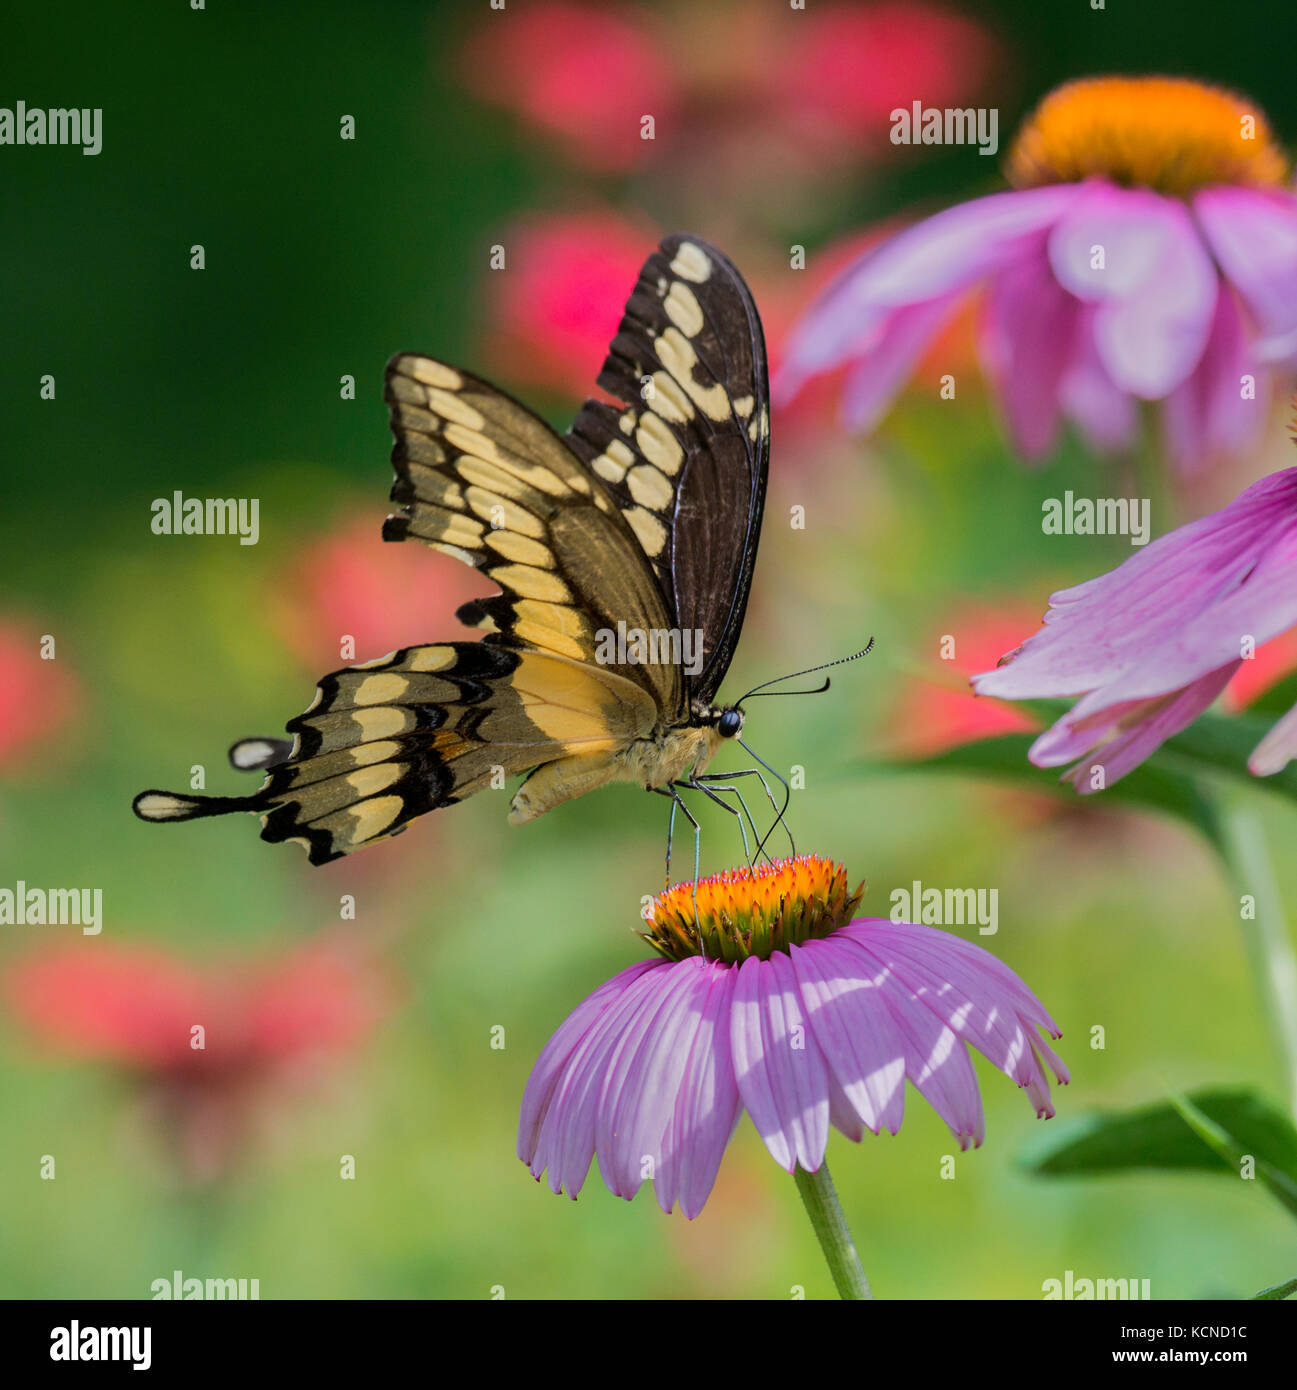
594 957 714 1202
839 292 964 432
656 961 743 1219
1048 181 1218 398
788 936 906 1137
841 921 1067 1121
974 470 1297 701
981 242 1081 458
1059 308 1140 453
776 185 1080 400
1195 186 1297 353
525 963 669 1199
1163 286 1269 474
730 952 831 1172
1037 662 1240 789
1250 699 1297 777
518 960 658 1168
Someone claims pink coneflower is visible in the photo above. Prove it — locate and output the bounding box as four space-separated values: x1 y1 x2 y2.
519 856 1066 1227
6 939 391 1183
777 77 1297 472
972 466 1297 787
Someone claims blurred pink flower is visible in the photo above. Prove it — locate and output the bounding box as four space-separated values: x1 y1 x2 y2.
0 617 80 771
271 511 492 673
778 77 1297 472
7 939 392 1183
459 0 995 175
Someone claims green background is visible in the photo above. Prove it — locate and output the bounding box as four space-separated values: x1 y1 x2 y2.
2 0 1296 1299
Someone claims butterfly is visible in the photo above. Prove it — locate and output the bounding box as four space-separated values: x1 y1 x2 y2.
133 234 772 866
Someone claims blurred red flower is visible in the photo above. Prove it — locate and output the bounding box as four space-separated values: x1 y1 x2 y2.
270 511 493 674
459 0 996 174
774 1 995 143
483 210 660 399
6 939 392 1183
1224 628 1297 712
0 617 81 772
886 600 1043 759
460 1 679 172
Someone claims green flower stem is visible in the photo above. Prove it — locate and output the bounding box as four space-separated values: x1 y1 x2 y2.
793 1162 873 1300
1218 798 1297 1121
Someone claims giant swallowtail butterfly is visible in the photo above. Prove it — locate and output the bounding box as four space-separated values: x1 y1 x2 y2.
133 235 771 865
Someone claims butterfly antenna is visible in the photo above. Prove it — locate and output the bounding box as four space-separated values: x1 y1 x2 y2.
735 638 874 706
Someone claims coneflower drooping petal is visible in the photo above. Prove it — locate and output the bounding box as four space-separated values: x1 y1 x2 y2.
519 857 1067 1217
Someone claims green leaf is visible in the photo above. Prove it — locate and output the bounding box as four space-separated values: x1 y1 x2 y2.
1252 1276 1297 1300
1020 1086 1297 1221
1155 712 1297 803
1167 1089 1297 1220
890 733 1224 850
1244 669 1297 720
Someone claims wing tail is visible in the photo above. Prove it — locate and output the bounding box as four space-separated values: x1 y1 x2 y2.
132 789 264 822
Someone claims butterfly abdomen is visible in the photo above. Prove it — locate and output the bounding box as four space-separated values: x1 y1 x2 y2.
507 725 720 824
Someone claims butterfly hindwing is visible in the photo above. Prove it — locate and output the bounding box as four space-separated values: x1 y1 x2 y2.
141 642 661 865
565 234 770 706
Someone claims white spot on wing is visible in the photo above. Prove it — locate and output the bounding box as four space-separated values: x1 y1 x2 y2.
669 241 712 283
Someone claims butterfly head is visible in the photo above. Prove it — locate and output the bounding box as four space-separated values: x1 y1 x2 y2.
715 707 745 739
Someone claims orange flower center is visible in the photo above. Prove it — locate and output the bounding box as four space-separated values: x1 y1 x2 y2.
1006 76 1289 196
643 854 863 963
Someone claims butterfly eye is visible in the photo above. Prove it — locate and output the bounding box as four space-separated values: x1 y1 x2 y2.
717 709 743 738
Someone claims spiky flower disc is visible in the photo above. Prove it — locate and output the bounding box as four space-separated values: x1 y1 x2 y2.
642 854 864 963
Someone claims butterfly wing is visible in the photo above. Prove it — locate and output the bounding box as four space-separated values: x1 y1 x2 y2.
565 234 770 707
134 235 771 864
135 361 680 864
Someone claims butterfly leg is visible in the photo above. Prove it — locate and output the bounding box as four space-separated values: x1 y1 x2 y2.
655 783 704 938
686 776 762 871
696 766 795 862
654 785 679 889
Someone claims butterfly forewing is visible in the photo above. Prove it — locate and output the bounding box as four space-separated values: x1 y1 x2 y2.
384 354 682 716
565 234 770 706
